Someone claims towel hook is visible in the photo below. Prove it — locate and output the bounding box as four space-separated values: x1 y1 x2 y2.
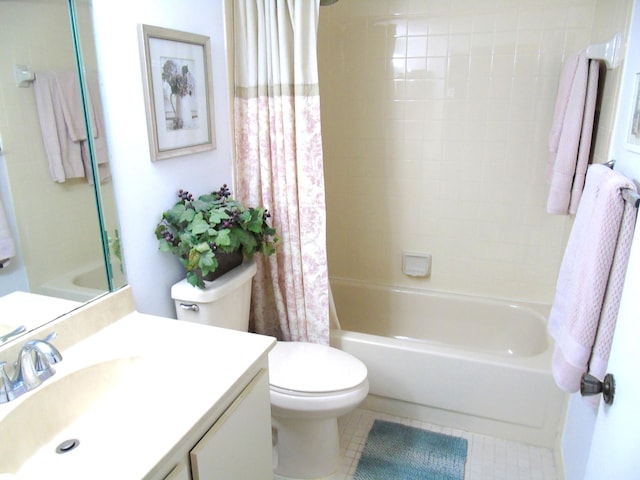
14 65 35 88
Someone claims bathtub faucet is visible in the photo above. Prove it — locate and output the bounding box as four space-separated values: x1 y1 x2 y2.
0 332 62 404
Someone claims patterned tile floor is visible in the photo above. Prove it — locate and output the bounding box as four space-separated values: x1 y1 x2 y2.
330 408 558 480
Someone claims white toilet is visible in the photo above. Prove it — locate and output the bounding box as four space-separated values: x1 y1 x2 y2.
171 260 369 480
269 341 368 479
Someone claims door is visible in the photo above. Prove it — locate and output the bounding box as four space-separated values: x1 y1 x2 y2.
584 1 640 478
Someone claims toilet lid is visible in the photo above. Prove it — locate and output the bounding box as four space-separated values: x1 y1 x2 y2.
268 342 367 394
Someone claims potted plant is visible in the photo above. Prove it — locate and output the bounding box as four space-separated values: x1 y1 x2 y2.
155 184 278 289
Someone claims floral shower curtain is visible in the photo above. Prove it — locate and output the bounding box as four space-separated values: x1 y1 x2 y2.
233 0 329 344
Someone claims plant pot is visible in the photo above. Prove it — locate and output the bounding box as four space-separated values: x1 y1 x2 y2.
202 250 244 282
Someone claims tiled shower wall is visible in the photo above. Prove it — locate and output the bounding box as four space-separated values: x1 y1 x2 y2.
319 0 632 303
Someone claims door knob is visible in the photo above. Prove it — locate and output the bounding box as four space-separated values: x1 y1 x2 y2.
580 372 615 405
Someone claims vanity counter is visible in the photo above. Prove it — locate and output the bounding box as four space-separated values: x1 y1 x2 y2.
0 291 80 344
0 287 276 479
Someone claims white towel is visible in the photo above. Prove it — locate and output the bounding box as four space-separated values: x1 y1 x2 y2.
548 164 637 393
33 71 110 184
0 198 16 268
33 72 85 182
546 51 600 215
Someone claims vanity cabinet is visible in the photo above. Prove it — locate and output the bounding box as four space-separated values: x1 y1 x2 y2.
190 369 272 479
156 367 273 480
0 288 275 479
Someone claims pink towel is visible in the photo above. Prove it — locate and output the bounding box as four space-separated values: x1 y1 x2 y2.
548 164 637 394
546 51 600 215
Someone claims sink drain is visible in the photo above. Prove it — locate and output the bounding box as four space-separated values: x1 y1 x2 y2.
56 439 80 454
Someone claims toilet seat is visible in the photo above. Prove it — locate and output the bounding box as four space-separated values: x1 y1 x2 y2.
268 341 367 395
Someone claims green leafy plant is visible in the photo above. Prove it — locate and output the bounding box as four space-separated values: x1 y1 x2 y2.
108 229 123 273
155 185 278 288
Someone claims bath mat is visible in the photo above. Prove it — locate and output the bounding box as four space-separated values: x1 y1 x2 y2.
354 420 468 480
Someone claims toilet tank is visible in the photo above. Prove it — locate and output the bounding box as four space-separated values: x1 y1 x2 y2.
171 261 257 331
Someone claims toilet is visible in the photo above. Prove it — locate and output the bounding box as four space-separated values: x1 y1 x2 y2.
171 260 369 479
269 341 368 479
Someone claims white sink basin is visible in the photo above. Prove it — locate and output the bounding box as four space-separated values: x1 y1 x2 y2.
0 357 143 475
0 311 274 480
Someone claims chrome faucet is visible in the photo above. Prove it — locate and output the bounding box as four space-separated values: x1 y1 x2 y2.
0 332 62 404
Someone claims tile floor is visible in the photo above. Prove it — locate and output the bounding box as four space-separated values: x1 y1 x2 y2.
331 408 558 480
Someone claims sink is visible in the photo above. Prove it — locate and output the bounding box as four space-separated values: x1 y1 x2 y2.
0 303 274 480
0 357 143 476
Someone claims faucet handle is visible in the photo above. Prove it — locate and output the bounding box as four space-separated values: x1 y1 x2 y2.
0 361 20 403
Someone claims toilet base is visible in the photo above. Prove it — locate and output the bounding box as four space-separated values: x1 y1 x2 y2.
272 415 340 479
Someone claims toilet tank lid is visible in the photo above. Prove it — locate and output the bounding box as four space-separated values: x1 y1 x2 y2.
268 341 368 393
170 260 257 303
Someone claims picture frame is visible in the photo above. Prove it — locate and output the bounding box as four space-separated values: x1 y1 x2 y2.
139 24 216 161
626 72 640 153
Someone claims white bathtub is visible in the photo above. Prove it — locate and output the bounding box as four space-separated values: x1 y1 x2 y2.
40 261 125 302
329 278 566 448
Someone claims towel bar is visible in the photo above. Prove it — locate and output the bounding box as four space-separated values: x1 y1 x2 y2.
604 160 639 207
586 32 622 69
622 188 640 208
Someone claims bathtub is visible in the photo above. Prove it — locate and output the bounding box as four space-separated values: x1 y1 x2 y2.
40 261 125 303
329 278 566 448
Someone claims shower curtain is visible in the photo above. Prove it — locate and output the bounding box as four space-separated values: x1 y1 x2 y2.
233 0 329 344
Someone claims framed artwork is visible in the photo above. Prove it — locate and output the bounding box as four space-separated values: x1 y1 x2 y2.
139 24 216 161
627 72 640 153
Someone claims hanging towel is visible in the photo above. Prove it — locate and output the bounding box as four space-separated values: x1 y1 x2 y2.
546 51 600 215
33 71 110 184
33 72 85 182
0 198 16 268
83 73 111 184
548 164 638 393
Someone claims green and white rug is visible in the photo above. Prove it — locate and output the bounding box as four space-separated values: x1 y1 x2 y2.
354 419 468 480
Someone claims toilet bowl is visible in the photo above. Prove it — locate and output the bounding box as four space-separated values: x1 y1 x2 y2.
171 264 369 479
269 341 369 479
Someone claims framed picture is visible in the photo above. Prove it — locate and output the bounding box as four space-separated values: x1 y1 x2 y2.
139 24 216 161
627 72 640 153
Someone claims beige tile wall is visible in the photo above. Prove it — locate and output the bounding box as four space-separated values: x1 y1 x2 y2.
319 0 631 304
0 1 116 293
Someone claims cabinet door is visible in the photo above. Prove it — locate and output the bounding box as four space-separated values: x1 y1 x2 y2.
190 369 273 480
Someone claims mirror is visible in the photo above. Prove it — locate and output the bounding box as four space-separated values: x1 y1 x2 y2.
0 0 126 343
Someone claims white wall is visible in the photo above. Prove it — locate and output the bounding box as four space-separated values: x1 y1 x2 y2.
560 1 640 478
92 0 233 317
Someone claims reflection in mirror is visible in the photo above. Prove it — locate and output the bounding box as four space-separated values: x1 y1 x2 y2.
0 0 126 344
